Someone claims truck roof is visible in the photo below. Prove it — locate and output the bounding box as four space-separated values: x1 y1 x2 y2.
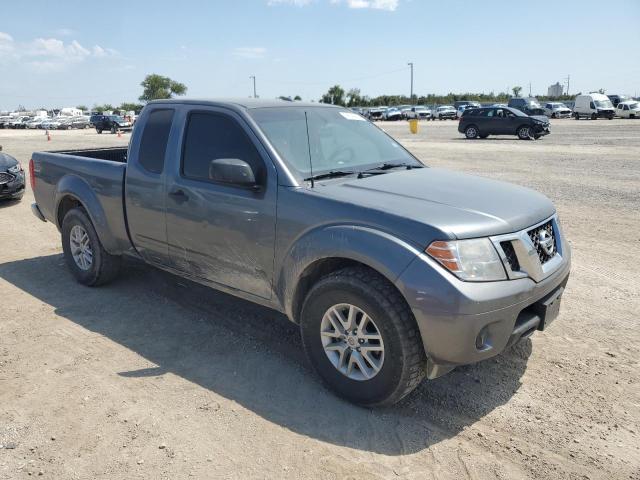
147 98 338 110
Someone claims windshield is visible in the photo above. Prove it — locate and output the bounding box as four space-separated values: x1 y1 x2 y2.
595 100 613 108
628 103 639 109
250 107 421 178
507 108 528 117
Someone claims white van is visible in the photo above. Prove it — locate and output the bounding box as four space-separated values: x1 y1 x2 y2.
573 93 615 120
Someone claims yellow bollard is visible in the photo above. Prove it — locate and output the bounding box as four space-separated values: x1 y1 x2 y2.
409 118 419 134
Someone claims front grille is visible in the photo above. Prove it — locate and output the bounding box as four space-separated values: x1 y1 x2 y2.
501 241 520 271
528 220 556 264
0 172 13 184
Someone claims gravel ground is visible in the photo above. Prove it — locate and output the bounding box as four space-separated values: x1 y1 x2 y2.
0 120 639 480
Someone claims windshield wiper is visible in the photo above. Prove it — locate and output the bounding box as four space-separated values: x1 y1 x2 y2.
303 170 356 182
360 162 424 174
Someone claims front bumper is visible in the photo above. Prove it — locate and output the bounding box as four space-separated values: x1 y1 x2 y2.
0 172 25 199
396 217 571 378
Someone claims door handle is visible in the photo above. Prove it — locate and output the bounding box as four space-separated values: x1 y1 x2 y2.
169 188 189 203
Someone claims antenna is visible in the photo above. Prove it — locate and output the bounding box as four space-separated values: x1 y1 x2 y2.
304 111 314 188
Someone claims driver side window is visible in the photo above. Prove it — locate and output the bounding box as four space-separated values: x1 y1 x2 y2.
181 112 265 184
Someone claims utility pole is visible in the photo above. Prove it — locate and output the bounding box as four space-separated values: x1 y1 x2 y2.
249 75 257 98
564 74 570 96
407 62 414 102
529 82 532 97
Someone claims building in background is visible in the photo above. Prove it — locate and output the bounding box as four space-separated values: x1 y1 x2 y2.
548 82 564 97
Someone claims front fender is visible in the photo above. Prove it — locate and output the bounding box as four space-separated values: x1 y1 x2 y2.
278 224 422 320
54 174 125 254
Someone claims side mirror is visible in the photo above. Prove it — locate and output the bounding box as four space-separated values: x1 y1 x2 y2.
209 158 258 189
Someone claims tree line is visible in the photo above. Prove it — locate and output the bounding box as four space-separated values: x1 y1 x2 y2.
319 84 577 107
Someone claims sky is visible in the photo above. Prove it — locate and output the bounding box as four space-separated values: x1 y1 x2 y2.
1 0 638 110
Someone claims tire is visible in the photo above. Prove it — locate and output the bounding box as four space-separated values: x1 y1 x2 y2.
551 113 556 119
517 125 531 140
61 207 121 286
608 115 614 120
591 113 597 120
533 133 541 140
110 125 117 134
299 266 426 407
465 125 479 139
574 113 580 120
96 128 102 134
479 134 489 139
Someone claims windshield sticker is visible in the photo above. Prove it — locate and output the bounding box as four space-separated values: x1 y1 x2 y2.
340 112 366 121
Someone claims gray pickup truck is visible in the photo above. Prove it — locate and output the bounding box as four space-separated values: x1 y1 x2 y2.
30 99 571 406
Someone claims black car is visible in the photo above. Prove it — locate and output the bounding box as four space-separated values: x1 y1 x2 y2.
89 114 133 134
0 147 25 201
458 106 550 140
607 94 629 108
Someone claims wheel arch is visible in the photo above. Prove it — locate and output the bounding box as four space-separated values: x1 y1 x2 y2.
54 175 121 254
277 225 422 324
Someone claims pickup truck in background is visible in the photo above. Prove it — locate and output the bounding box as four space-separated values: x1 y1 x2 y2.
30 99 571 406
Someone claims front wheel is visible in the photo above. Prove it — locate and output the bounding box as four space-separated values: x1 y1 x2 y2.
61 207 121 286
591 113 598 120
96 128 102 134
517 126 531 140
300 267 426 406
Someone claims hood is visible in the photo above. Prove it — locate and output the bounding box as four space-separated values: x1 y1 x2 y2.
531 115 549 123
0 152 19 169
317 168 555 240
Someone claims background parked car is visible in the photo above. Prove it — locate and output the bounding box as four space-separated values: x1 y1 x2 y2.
508 97 550 116
90 114 133 133
0 147 25 201
544 102 572 118
435 105 457 120
607 94 630 108
453 100 481 109
69 116 91 129
573 93 615 120
383 107 402 121
8 116 31 129
25 117 46 129
458 106 550 140
405 106 432 120
365 107 385 121
615 100 640 118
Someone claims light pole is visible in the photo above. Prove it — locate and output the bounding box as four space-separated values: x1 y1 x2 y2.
407 62 414 102
249 75 257 98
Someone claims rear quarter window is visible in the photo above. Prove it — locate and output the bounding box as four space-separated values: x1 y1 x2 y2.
138 109 175 174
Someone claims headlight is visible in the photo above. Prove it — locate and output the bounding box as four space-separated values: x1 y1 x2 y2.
426 238 507 282
8 163 22 174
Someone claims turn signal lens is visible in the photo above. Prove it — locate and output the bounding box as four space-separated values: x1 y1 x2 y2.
426 238 507 282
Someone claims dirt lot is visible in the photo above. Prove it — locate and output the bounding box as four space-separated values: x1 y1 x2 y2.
1 120 639 480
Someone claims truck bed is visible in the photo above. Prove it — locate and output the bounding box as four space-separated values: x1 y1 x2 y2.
48 147 128 163
31 148 132 255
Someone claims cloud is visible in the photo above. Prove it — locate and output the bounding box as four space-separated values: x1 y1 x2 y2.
232 47 267 59
0 32 118 70
0 32 15 56
331 0 399 9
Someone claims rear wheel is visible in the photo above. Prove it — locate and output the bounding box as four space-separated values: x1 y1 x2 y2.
96 128 102 134
300 267 426 406
591 113 598 120
61 207 121 286
574 113 580 120
465 125 479 139
517 125 531 140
